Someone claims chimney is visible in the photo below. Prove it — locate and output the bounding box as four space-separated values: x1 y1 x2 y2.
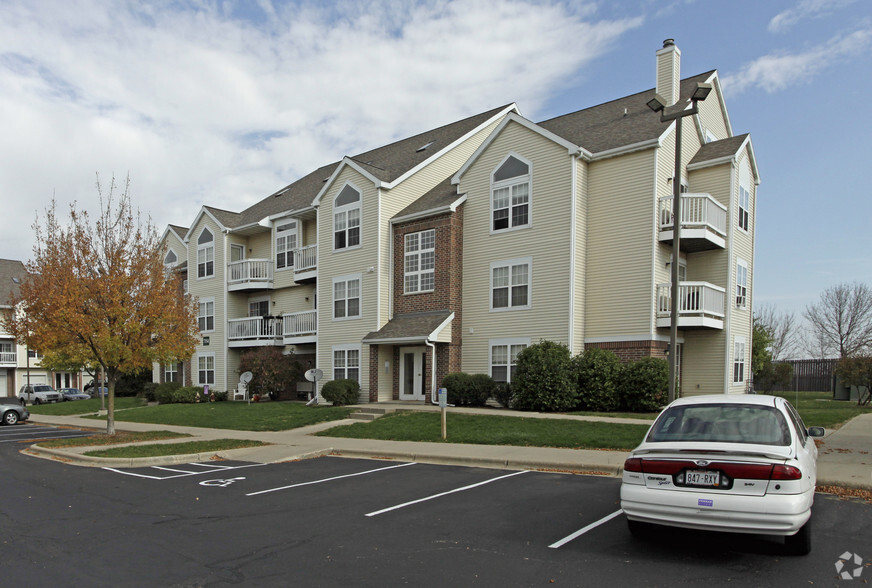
656 38 680 107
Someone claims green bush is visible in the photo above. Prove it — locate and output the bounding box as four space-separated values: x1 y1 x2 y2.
575 347 621 411
618 357 668 412
443 373 494 407
322 379 361 406
154 381 182 404
512 341 577 412
493 382 514 408
155 384 211 404
142 382 158 402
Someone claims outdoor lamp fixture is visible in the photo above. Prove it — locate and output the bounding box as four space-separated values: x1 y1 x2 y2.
647 81 713 403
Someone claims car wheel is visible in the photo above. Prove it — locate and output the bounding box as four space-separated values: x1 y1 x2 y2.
784 519 812 556
34 397 42 405
3 411 18 426
19 397 26 407
627 519 654 539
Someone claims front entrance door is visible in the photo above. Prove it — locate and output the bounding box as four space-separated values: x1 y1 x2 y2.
399 346 426 401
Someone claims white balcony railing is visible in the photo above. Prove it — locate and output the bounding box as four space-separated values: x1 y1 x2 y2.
228 259 273 288
657 282 726 321
0 351 15 364
659 193 727 237
227 316 281 341
283 310 317 337
294 245 318 274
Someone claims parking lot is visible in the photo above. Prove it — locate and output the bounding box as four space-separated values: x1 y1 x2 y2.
0 422 95 444
2 432 871 587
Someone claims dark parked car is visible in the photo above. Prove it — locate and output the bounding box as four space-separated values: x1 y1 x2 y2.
84 381 108 397
1 396 29 425
58 388 90 401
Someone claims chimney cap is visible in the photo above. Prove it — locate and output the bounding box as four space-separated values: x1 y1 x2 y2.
663 38 675 48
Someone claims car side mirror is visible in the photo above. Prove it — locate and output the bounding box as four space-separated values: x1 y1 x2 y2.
807 426 825 438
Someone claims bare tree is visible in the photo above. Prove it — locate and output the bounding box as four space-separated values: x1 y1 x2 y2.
754 303 799 360
803 282 872 359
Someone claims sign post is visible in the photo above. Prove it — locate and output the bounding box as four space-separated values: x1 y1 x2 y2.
438 388 447 440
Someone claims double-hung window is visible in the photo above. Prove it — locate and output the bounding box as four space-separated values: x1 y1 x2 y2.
738 185 750 231
333 275 361 320
334 184 361 250
198 298 215 332
733 338 746 384
197 228 214 278
490 338 529 383
736 259 748 309
333 346 360 382
276 221 297 269
491 154 531 232
198 354 215 386
404 229 435 294
491 258 531 311
165 362 179 383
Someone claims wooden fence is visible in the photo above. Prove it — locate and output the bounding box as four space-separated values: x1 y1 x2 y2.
768 359 839 392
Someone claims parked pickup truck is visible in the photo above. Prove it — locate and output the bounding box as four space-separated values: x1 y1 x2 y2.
19 384 62 405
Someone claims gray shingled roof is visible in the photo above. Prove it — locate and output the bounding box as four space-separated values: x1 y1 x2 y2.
362 310 453 343
689 134 749 166
0 258 27 306
538 71 716 154
393 176 462 221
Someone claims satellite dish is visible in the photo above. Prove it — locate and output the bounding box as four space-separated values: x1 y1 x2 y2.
304 368 323 382
240 371 253 384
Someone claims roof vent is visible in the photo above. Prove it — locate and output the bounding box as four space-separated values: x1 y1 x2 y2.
416 141 435 152
663 38 675 48
12 276 20 284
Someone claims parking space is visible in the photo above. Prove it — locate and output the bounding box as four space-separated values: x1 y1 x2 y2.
0 422 94 443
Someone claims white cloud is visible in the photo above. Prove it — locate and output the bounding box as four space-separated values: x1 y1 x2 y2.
0 0 641 262
768 0 856 33
720 27 872 96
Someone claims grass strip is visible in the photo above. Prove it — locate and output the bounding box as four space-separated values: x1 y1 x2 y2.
88 402 355 431
38 430 190 448
27 397 147 415
318 412 649 450
83 438 267 458
774 391 871 429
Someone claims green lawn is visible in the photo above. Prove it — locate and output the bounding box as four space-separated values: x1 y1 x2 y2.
86 401 355 431
37 430 190 448
26 397 146 415
83 438 267 458
318 412 649 450
568 410 658 420
774 391 871 429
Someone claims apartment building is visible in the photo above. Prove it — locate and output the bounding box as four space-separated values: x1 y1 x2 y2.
158 40 758 402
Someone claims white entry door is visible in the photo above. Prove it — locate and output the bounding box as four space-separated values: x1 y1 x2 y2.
399 346 426 401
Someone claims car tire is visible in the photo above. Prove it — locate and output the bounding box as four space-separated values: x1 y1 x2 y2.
627 519 654 539
784 519 812 556
19 397 26 407
3 411 18 426
34 397 42 405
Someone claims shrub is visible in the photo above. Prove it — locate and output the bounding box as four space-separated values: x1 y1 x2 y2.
575 347 621 411
155 384 207 404
154 381 182 404
493 382 514 408
512 341 576 412
443 372 494 407
142 382 158 402
618 357 668 412
322 379 361 406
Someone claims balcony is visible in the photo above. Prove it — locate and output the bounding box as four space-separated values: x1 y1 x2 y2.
659 193 727 252
227 316 282 347
0 351 15 366
283 310 317 345
656 282 725 330
228 259 274 291
293 245 318 283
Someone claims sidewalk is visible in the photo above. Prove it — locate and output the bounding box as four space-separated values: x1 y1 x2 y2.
24 406 872 491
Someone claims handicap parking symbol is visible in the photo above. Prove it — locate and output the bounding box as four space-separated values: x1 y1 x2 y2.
199 477 246 487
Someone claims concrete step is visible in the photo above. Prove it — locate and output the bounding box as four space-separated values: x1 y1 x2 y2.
349 412 380 421
349 407 396 421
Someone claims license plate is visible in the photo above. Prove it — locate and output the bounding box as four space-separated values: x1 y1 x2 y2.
685 469 720 487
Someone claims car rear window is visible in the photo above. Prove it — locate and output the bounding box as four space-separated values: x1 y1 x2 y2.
646 404 791 446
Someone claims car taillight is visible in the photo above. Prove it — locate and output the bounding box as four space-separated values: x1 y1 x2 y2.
623 458 643 472
771 465 802 480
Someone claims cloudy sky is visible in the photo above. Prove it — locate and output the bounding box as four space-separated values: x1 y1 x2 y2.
1 0 870 318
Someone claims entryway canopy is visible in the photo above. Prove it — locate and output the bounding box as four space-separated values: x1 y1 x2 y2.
362 310 454 345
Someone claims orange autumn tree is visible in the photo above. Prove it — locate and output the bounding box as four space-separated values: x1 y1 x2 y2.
6 175 198 434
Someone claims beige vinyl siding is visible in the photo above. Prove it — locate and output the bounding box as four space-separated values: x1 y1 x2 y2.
459 121 574 375
188 216 227 389
271 285 314 318
163 232 186 264
697 93 729 142
572 158 588 353
681 329 727 396
585 148 658 339
687 162 732 291
729 151 755 388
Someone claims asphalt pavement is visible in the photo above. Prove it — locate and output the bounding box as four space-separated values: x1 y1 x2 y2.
23 402 872 491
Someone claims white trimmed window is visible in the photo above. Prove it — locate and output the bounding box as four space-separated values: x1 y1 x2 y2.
164 249 178 266
165 362 179 383
404 229 435 294
276 220 297 269
491 257 531 311
491 154 531 232
198 298 215 332
334 184 361 250
333 345 360 383
197 228 214 278
490 338 530 383
733 337 746 384
198 354 215 386
738 186 750 231
736 259 748 309
333 274 361 320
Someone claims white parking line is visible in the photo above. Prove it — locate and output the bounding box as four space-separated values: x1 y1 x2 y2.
365 470 529 517
103 462 267 480
247 462 416 496
548 509 624 549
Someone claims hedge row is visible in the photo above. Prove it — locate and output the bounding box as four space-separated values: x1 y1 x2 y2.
154 382 228 404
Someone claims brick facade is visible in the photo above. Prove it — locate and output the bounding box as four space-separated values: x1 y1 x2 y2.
584 339 668 363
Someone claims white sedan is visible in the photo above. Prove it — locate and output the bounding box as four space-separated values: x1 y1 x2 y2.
620 394 824 555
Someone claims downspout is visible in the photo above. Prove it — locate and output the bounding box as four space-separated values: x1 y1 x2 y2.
426 339 438 405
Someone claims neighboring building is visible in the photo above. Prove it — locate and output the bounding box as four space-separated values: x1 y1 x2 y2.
158 40 758 402
0 259 87 395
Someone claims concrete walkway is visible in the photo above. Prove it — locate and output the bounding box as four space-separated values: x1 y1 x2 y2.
23 405 872 491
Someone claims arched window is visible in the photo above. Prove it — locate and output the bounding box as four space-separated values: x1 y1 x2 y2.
334 184 361 250
491 154 531 231
164 249 177 266
197 228 214 278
